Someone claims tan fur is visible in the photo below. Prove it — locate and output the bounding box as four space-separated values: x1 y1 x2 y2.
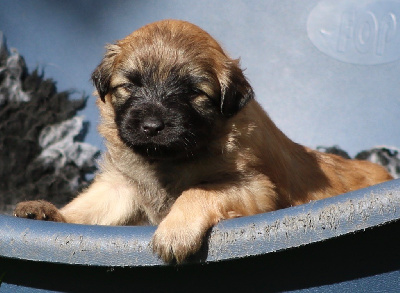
14 20 393 263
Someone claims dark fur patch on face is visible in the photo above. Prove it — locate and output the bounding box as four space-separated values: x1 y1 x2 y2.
113 66 220 159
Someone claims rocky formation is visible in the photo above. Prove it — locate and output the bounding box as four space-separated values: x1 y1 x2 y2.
0 32 99 214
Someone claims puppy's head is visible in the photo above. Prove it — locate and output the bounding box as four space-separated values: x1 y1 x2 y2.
92 20 254 159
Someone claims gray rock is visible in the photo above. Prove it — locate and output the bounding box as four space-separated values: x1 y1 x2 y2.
37 116 99 177
0 32 99 215
0 31 30 105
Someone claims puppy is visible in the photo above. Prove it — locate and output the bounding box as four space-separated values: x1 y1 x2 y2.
14 19 393 263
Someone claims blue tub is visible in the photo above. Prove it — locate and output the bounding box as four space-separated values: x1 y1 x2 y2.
1 179 399 292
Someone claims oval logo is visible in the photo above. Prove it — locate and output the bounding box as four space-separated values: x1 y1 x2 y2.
307 0 400 65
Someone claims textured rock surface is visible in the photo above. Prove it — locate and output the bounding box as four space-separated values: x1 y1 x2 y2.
0 32 99 214
0 31 30 105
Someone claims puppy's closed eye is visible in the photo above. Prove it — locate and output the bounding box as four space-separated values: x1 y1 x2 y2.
111 83 131 94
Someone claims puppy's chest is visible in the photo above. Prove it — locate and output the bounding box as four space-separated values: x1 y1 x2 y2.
135 182 175 223
137 167 193 198
132 164 199 221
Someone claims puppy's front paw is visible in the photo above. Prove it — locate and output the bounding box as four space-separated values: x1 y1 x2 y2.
14 200 65 222
152 215 207 264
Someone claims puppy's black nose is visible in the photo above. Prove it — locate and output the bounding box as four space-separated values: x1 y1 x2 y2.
141 117 165 136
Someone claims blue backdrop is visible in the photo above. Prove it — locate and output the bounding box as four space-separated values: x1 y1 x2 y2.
1 0 399 156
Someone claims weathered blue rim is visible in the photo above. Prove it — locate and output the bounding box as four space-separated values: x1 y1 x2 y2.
1 179 399 267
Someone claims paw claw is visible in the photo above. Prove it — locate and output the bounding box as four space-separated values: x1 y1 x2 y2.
26 212 36 219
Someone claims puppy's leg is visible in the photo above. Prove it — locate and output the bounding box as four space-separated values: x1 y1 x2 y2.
15 172 143 226
61 175 142 225
152 177 276 263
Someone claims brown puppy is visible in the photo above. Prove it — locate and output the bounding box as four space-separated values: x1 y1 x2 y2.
14 20 393 263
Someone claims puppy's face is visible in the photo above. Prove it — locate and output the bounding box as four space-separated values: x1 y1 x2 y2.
92 20 254 160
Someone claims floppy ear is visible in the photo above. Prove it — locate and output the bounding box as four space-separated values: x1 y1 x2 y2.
91 44 121 102
219 59 254 117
